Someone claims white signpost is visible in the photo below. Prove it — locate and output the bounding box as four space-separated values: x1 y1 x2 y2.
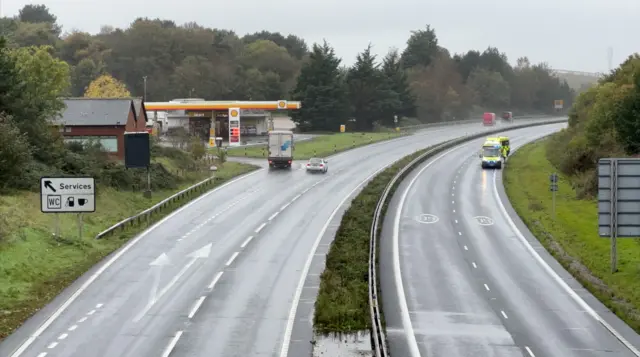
40 177 96 213
40 176 96 238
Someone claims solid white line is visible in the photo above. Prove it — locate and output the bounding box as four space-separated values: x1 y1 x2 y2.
501 310 508 319
393 145 470 357
281 203 290 211
279 160 396 357
241 236 254 248
525 346 535 357
492 158 640 356
36 353 47 357
8 168 265 357
161 331 184 357
58 333 68 340
188 296 206 319
225 252 239 266
484 284 490 291
292 194 301 201
208 272 223 289
268 212 279 221
255 223 266 233
68 325 77 331
47 342 57 349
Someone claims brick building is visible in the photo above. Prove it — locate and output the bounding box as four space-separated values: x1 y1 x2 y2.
53 98 147 159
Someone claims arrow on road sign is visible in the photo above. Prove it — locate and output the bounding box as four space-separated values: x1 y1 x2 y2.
44 180 56 192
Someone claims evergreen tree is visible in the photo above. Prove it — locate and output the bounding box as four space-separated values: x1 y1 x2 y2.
382 49 416 124
346 44 396 131
401 25 439 69
290 41 349 132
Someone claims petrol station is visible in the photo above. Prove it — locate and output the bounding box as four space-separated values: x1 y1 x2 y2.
145 100 302 147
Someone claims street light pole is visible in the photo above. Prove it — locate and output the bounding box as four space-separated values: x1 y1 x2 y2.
143 76 147 100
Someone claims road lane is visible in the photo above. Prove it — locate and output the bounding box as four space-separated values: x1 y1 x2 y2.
381 123 640 357
0 118 562 357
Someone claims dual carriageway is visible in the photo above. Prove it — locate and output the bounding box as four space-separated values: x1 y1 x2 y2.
1 117 640 357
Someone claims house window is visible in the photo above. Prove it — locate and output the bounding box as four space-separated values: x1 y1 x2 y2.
65 127 72 133
64 136 118 153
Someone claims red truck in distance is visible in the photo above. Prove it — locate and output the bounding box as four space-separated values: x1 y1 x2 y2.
483 112 496 126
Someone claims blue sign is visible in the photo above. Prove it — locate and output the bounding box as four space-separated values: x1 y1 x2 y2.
281 140 291 151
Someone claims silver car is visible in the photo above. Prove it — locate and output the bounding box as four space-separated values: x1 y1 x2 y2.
305 158 328 173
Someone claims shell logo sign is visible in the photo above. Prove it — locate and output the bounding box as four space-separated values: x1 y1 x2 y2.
229 109 239 118
277 100 287 109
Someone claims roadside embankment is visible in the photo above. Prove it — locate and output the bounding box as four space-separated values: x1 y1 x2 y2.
227 132 405 159
503 138 640 333
0 161 258 340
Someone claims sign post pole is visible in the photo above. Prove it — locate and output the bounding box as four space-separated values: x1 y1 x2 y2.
549 173 558 219
610 159 618 273
78 213 84 239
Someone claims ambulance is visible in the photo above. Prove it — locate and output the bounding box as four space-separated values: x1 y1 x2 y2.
479 140 503 169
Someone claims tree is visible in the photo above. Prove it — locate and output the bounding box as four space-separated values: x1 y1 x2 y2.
290 41 349 132
84 74 131 98
401 25 439 69
382 48 416 123
0 114 33 190
18 4 61 36
613 76 640 155
6 45 70 162
466 68 511 109
453 50 481 83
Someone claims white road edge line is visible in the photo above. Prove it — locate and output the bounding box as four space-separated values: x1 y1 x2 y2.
225 252 239 266
525 346 535 357
255 223 267 233
208 272 223 290
7 168 265 357
188 296 206 319
281 203 290 211
492 150 640 356
279 160 396 357
268 212 279 221
161 331 184 357
241 236 254 248
393 144 471 357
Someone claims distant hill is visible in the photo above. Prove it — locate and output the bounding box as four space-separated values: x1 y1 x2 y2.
552 71 602 92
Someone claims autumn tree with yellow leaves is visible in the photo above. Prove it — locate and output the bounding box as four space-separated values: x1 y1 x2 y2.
84 74 131 98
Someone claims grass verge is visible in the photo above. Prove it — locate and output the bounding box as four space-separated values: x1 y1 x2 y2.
314 146 428 333
504 138 640 333
226 132 406 159
0 161 258 340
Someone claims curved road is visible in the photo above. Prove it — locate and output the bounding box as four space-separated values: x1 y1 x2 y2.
379 123 640 357
0 118 560 357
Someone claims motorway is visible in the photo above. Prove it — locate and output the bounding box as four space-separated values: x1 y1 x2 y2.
379 123 640 357
0 119 560 357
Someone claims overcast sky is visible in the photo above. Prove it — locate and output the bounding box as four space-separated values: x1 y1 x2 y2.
1 0 637 73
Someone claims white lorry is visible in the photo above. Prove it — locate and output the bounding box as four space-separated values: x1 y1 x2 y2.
267 130 294 169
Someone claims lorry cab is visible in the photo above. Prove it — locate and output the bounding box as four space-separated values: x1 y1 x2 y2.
479 140 503 169
501 111 513 121
483 112 496 126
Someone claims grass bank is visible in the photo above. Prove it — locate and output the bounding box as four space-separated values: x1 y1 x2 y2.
504 139 640 333
314 147 426 333
226 132 405 159
0 161 257 340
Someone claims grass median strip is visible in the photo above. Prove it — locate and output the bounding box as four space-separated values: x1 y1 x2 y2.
0 161 258 341
226 132 406 159
314 146 430 333
503 139 640 333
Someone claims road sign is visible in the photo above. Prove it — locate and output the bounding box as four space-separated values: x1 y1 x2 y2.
549 173 558 183
40 177 95 213
340 124 345 133
598 158 640 237
554 100 564 109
